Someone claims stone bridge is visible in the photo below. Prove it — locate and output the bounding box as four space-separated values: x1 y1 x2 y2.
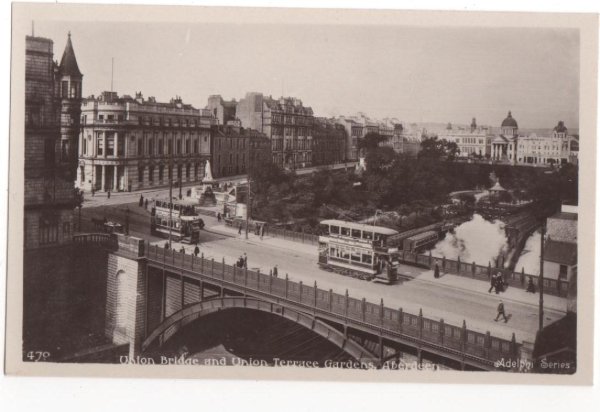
76 233 533 371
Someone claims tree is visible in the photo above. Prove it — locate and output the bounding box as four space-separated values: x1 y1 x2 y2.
419 136 459 160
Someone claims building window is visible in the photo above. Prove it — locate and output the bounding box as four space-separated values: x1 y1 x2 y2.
61 81 68 98
186 164 190 178
193 140 198 154
168 139 172 155
185 139 190 154
44 139 55 166
177 165 182 180
39 216 59 245
148 138 154 155
117 135 125 156
158 139 163 155
137 138 143 156
96 137 103 156
63 222 70 237
148 166 154 182
106 134 115 156
138 166 144 184
194 163 199 179
158 165 164 183
559 265 568 280
61 140 69 161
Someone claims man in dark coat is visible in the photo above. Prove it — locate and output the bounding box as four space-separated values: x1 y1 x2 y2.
488 273 497 293
194 245 200 256
139 194 144 207
434 263 440 279
526 278 536 293
494 300 508 322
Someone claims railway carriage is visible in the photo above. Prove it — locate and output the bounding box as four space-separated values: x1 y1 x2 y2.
318 219 401 283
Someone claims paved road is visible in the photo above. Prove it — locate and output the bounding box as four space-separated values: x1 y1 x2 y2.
79 203 565 343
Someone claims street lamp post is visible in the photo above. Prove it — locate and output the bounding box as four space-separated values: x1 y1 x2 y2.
539 221 546 332
245 178 251 240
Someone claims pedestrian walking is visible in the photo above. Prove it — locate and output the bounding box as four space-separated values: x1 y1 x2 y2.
495 272 504 294
217 212 222 223
494 300 508 322
164 241 169 250
139 194 144 207
273 265 278 277
180 246 185 254
434 263 440 279
194 245 200 257
144 199 148 210
526 278 536 293
243 253 248 268
238 224 242 235
91 187 95 197
488 273 497 293
107 190 111 199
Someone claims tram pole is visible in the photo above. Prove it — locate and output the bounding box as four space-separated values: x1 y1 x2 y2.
538 221 545 332
245 177 251 240
168 156 173 249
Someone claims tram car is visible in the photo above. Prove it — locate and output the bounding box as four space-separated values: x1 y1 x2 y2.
402 230 439 253
151 198 204 243
318 219 401 283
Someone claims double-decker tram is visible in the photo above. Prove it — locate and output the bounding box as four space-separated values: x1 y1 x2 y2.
318 219 401 283
151 198 204 244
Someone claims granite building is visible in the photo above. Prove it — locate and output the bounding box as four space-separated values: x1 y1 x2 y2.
236 92 314 169
211 121 270 178
25 32 82 250
77 91 213 192
312 118 347 166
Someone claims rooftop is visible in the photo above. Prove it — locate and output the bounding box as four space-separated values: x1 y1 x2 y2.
320 219 399 236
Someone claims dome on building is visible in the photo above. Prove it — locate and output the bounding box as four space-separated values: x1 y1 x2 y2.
501 111 518 129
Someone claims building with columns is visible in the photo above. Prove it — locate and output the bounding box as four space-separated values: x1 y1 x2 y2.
491 111 519 163
491 112 578 166
236 92 314 169
77 91 214 192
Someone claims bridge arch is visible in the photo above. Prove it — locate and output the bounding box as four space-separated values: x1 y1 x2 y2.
141 297 378 367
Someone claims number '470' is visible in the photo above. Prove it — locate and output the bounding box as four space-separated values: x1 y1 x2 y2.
26 351 50 362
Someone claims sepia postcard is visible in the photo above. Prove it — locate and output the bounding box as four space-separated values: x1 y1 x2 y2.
5 3 597 385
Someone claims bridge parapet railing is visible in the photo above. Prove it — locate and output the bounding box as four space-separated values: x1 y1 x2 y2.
144 243 519 365
401 250 569 297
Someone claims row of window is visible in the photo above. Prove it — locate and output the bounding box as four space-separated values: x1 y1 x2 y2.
84 133 208 157
138 163 202 184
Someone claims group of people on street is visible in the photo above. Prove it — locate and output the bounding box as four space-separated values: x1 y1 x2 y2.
488 272 507 294
236 253 248 268
139 194 149 210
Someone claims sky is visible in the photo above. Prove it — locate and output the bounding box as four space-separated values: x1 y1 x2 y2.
37 21 579 129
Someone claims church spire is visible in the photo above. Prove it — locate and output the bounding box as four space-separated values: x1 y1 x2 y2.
59 32 82 77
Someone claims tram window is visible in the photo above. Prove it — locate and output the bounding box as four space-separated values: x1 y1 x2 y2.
320 224 329 235
350 251 361 262
351 229 361 239
362 254 372 264
363 231 373 240
330 247 338 257
341 227 350 236
340 249 350 260
330 225 340 235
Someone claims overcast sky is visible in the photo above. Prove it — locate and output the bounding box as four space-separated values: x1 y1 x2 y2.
37 21 579 129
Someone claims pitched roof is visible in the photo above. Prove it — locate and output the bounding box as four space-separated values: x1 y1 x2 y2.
59 32 82 77
544 239 577 266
